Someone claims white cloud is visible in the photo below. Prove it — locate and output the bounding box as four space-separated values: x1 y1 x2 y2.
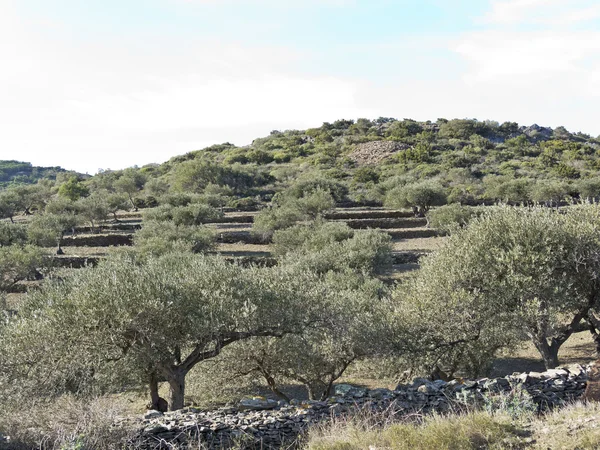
0 5 374 173
482 0 600 25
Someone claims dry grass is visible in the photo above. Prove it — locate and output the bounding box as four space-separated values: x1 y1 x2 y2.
306 409 521 450
530 402 600 449
0 395 137 450
391 236 447 252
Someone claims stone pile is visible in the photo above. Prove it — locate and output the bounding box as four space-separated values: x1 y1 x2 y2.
349 141 410 166
131 365 589 449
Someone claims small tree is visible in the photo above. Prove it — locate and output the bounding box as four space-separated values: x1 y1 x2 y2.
273 221 392 276
2 254 327 410
577 178 600 201
426 204 480 234
385 181 447 217
253 190 335 237
0 245 46 293
114 176 140 211
217 274 393 400
106 193 130 222
529 180 569 206
0 189 21 223
58 177 89 201
0 222 28 247
133 220 215 257
76 192 109 233
28 212 79 255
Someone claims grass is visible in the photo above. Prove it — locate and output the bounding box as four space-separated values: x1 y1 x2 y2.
306 409 522 450
0 395 137 450
305 401 600 450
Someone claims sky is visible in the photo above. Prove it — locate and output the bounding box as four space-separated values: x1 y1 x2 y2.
1 0 599 174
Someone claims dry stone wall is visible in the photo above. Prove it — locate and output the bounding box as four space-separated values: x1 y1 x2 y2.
131 365 589 449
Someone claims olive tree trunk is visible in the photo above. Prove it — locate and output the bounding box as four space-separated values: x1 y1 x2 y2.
533 339 561 369
167 369 187 411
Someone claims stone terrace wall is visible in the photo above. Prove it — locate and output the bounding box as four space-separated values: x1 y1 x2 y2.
131 365 588 449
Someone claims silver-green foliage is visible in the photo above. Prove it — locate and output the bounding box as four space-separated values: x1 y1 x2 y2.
205 273 394 401
273 221 392 275
0 222 28 247
254 189 335 235
400 204 600 372
385 181 446 216
0 245 46 292
426 204 481 234
0 253 329 410
142 203 223 226
133 220 215 256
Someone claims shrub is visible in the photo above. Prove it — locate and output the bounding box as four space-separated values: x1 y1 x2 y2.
286 178 348 202
0 245 47 292
529 180 569 205
426 204 480 234
0 222 27 247
385 181 447 217
275 221 392 276
133 220 215 256
577 177 600 200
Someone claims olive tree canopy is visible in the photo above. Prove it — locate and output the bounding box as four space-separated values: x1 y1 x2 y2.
401 204 600 372
1 253 329 410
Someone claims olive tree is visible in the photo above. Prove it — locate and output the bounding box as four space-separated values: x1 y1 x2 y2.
253 189 335 236
273 221 392 276
106 192 130 222
0 222 28 247
0 245 46 293
142 203 222 226
385 181 446 217
577 178 600 201
403 205 600 370
426 204 480 234
28 199 80 254
76 192 109 233
1 254 327 410
0 189 21 222
114 169 146 211
133 220 215 256
216 274 393 400
529 180 569 206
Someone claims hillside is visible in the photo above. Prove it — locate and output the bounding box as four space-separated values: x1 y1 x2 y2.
0 160 70 187
97 118 600 209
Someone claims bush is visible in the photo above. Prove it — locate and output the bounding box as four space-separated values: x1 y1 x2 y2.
0 396 135 450
286 178 348 202
0 245 47 292
426 204 480 234
577 177 600 200
133 220 215 256
143 204 222 226
385 181 447 216
253 190 335 236
529 180 569 205
275 221 392 276
0 222 28 247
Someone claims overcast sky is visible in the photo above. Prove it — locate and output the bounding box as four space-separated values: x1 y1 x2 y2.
1 0 599 173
